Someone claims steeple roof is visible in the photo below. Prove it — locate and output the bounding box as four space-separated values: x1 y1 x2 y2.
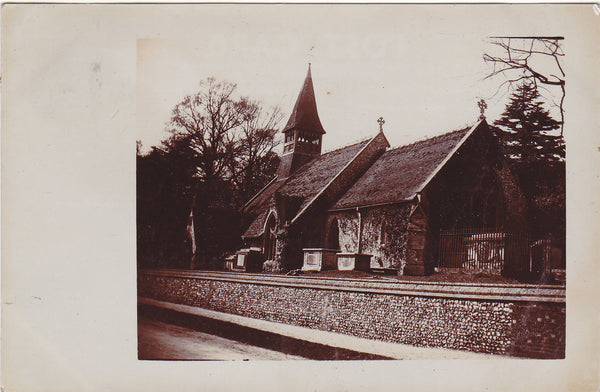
282 64 326 135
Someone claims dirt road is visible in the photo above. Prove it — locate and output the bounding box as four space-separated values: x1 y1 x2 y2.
138 316 304 360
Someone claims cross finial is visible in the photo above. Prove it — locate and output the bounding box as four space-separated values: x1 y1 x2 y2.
477 99 488 120
377 117 385 132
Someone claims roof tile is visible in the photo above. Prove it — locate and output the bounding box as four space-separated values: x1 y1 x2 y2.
282 65 325 135
243 138 370 237
331 127 471 210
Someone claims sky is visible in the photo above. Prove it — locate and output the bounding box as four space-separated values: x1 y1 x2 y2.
136 5 564 154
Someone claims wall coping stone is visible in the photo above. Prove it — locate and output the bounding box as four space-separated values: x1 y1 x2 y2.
140 269 565 303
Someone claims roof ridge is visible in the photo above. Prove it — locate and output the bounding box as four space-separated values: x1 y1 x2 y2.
321 133 378 155
388 126 472 151
282 137 372 183
290 132 385 225
331 119 487 210
413 120 485 195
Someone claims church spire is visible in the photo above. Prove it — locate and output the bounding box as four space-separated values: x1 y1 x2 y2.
282 64 325 135
277 64 326 179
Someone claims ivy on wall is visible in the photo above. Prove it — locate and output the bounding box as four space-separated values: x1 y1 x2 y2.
330 204 414 270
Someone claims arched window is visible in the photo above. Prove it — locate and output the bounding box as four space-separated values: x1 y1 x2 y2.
379 219 389 248
264 214 277 261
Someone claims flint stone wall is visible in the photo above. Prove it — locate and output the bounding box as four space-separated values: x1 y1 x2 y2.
138 270 565 358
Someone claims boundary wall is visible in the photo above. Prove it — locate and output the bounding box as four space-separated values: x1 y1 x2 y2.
138 269 565 358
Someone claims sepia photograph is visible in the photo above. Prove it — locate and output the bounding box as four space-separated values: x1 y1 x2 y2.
3 3 600 392
136 8 566 361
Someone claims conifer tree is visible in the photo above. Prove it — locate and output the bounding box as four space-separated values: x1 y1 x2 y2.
494 82 564 165
492 82 565 236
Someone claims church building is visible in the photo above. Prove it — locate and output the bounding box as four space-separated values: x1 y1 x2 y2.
239 65 524 276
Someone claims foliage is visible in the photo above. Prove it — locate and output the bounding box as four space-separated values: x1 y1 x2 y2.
491 82 565 236
137 139 196 269
484 37 565 135
137 77 282 269
494 82 564 165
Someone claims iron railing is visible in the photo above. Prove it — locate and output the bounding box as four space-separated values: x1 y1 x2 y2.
438 228 556 277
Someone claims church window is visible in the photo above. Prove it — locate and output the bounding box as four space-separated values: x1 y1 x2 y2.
264 214 277 261
379 219 389 248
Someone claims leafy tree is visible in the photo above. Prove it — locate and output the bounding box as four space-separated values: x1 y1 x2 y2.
492 81 565 236
136 135 197 269
494 82 564 165
138 77 281 269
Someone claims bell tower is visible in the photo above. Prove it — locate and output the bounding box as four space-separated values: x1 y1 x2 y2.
277 64 326 178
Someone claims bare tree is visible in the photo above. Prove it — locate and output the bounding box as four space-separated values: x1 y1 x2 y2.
483 36 565 135
231 104 283 196
167 77 282 191
161 77 282 268
167 77 248 184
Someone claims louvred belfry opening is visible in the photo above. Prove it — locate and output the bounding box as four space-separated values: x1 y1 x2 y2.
277 64 326 178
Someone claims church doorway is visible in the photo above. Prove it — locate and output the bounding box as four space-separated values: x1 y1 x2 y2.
328 219 340 250
264 214 277 261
